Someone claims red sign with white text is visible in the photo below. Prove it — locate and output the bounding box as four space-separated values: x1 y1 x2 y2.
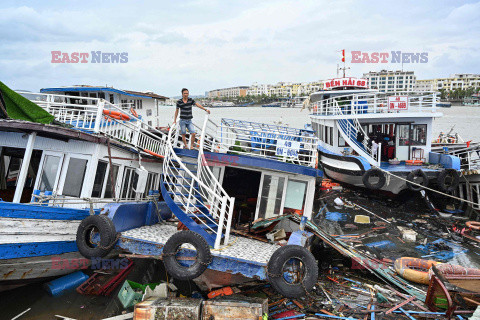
323 77 368 90
387 96 409 110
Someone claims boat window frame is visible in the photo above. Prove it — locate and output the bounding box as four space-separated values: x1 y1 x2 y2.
91 160 109 198
254 172 312 221
34 151 65 194
57 153 91 198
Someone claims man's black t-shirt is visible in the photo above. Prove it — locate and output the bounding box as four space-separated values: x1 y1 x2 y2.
176 98 195 120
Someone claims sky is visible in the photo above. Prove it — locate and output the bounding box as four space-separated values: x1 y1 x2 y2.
1 0 479 97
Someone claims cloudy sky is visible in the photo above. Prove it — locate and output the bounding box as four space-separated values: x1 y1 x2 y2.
1 0 479 96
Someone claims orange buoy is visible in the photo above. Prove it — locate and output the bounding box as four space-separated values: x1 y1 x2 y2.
143 148 164 159
405 160 415 165
103 109 130 121
466 221 480 231
394 257 440 285
130 108 139 118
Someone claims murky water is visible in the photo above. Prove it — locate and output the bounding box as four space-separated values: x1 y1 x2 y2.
160 105 480 142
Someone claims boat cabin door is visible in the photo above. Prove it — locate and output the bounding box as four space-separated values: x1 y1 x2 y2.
396 124 410 161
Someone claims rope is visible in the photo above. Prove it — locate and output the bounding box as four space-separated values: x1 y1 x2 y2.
376 166 479 206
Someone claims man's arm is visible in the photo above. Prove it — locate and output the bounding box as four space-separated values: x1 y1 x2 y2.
195 102 210 114
173 107 179 123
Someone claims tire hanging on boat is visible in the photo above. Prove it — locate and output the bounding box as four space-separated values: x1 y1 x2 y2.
362 168 386 190
267 245 318 298
437 169 460 193
76 215 117 259
162 230 212 280
406 169 429 191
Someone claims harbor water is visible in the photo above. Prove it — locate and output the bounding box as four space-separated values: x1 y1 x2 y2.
160 105 480 142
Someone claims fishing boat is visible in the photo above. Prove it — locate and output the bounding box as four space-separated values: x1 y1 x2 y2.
307 77 461 194
0 82 168 289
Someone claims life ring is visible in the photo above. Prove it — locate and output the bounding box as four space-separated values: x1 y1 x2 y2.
313 105 318 113
394 257 440 285
406 169 429 191
267 245 318 298
130 108 139 118
76 215 117 259
162 230 212 280
362 168 386 190
103 109 130 121
437 169 460 193
466 221 480 231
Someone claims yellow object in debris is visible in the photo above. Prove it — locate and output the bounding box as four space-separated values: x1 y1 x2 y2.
354 215 371 224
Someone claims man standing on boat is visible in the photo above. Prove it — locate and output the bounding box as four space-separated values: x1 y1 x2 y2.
174 88 210 149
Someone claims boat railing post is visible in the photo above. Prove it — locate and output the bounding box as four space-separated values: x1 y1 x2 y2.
13 132 37 203
215 196 228 249
432 92 437 112
373 95 377 113
377 142 382 166
94 99 105 133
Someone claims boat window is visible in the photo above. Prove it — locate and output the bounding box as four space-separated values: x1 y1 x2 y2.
338 130 347 147
257 175 285 219
144 172 159 194
91 160 108 198
397 124 410 146
63 158 88 197
104 164 119 198
283 179 307 214
121 167 139 199
410 124 427 146
39 155 61 192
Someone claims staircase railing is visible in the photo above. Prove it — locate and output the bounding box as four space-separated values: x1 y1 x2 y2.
197 114 235 247
333 100 381 166
162 115 233 248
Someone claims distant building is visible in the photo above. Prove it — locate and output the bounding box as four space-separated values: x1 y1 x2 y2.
207 86 249 99
40 85 169 128
363 70 416 93
416 74 480 92
247 81 323 97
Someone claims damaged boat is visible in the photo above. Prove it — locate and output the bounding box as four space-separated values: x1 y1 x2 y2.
307 77 462 194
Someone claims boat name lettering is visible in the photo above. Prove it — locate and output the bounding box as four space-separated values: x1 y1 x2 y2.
324 77 368 90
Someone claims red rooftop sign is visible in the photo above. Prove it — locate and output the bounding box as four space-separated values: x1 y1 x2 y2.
324 77 368 90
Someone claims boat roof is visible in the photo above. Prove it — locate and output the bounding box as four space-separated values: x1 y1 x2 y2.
40 86 169 100
309 89 378 102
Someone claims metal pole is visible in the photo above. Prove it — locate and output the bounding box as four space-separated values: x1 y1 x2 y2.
94 99 105 133
13 132 37 203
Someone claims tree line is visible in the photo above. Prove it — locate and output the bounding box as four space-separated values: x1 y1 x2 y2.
439 87 480 101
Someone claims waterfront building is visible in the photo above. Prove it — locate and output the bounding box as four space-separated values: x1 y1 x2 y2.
40 85 169 127
416 74 480 92
246 81 323 98
362 70 416 93
207 86 249 99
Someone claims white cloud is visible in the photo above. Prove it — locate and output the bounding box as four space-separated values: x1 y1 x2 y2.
0 0 479 96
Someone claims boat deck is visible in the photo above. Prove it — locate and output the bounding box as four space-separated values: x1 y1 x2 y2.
380 161 440 173
118 223 280 279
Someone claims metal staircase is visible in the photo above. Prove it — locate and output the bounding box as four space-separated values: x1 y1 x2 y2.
333 101 380 166
160 115 235 249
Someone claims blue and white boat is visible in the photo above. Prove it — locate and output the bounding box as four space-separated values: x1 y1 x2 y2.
0 83 166 288
307 77 461 194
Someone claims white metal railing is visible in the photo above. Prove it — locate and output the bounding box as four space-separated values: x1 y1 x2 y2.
445 147 480 171
311 92 438 116
333 100 381 166
162 115 233 249
17 91 167 158
190 118 318 168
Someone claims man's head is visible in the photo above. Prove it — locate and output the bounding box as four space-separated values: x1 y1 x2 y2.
182 88 189 98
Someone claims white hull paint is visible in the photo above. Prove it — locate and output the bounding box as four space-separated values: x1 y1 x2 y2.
0 218 79 244
0 252 89 284
320 158 407 194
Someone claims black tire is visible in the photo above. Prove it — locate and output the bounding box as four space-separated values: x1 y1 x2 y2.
267 245 318 298
163 230 212 280
437 169 460 193
76 215 117 259
362 168 386 190
406 169 429 191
